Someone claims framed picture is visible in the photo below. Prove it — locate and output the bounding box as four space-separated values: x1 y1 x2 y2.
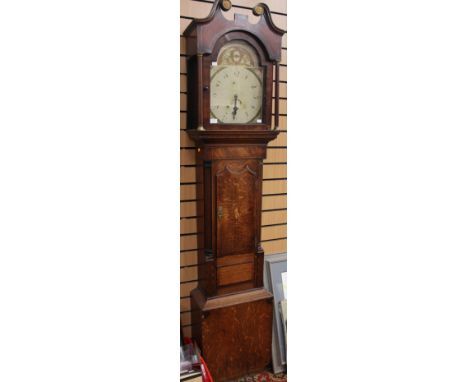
264 252 287 374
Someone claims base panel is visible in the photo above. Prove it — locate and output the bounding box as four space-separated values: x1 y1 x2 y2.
191 288 273 381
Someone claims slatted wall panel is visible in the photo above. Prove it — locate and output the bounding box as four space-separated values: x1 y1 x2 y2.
180 0 287 338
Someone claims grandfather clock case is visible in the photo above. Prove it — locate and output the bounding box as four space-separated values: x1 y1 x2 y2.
183 1 285 380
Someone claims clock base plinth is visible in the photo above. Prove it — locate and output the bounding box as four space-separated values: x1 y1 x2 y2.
191 288 273 382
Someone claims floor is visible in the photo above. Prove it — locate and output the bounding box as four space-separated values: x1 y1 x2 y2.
226 370 287 382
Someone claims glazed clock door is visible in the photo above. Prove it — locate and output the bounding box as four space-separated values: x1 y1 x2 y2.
214 159 260 294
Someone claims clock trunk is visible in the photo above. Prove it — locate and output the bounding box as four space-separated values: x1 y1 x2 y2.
188 132 277 381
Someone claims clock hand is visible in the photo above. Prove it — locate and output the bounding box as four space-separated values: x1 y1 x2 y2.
232 94 238 120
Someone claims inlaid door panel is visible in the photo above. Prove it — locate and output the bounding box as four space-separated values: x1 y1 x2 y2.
214 160 260 258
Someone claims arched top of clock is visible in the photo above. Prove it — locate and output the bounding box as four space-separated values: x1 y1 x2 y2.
211 31 269 67
183 0 285 62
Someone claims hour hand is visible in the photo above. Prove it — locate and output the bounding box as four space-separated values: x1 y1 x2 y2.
232 94 239 120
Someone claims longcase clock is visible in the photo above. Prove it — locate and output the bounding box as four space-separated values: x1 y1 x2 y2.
183 1 285 380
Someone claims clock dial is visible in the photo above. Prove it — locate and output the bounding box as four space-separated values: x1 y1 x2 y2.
210 66 263 124
210 40 263 125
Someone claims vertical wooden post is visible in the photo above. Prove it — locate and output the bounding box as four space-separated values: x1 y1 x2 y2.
197 53 205 130
274 60 280 130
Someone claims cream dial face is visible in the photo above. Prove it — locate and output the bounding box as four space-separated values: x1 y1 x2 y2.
210 66 263 124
